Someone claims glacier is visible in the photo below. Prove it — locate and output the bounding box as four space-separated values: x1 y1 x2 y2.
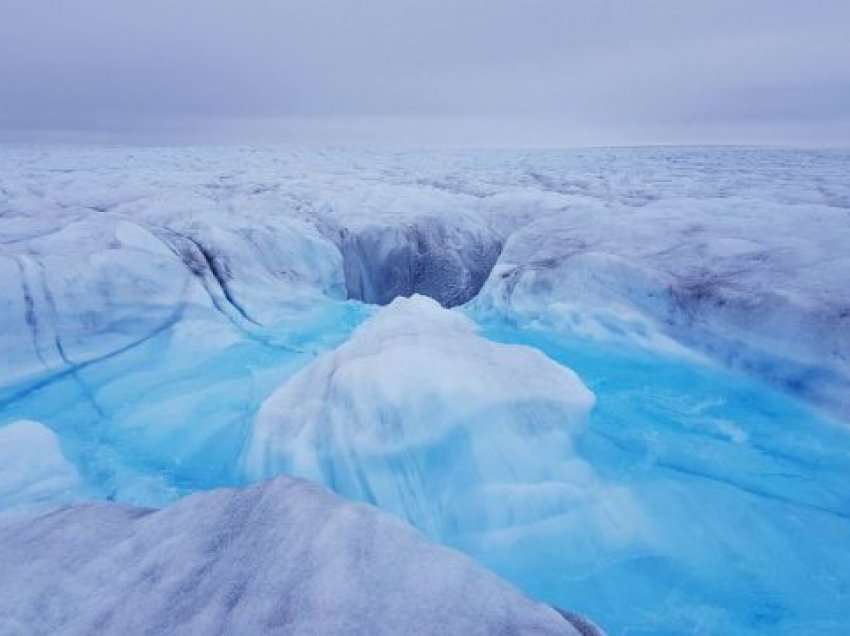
1 144 850 634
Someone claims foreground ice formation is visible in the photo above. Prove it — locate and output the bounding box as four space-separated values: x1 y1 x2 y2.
0 476 595 636
244 295 640 545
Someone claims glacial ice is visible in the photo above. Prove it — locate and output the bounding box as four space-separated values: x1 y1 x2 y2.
0 476 590 636
2 144 850 634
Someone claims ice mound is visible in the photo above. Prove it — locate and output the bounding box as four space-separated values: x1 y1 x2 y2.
0 476 589 636
241 295 626 540
0 419 83 510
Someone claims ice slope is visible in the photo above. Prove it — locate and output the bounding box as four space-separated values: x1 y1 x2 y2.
0 475 591 636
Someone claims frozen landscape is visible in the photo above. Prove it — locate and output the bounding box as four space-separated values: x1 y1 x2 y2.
1 144 850 634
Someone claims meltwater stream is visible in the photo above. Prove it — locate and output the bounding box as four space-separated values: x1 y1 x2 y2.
1 304 849 635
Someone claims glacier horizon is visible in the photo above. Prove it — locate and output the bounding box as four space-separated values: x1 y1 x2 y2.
2 144 850 635
1 145 848 419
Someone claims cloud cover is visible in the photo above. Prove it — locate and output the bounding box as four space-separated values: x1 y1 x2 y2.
1 0 848 145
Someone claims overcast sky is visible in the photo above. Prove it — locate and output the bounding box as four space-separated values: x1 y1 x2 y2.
1 0 848 146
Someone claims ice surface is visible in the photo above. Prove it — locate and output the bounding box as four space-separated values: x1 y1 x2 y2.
2 145 848 414
243 295 635 543
0 475 587 636
472 193 850 418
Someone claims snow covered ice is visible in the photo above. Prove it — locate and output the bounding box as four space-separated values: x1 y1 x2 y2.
2 144 850 634
0 476 593 636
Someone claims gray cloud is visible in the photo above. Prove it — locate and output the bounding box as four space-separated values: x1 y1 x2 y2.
1 0 848 145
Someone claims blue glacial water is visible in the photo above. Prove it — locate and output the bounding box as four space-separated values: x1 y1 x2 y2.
472 320 850 635
1 307 849 635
